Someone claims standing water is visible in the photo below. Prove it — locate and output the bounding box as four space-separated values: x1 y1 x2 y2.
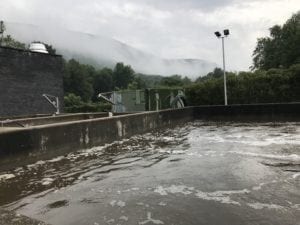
0 121 299 225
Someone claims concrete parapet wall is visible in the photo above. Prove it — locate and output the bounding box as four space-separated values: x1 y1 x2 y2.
0 112 110 127
0 108 194 170
0 47 64 117
0 208 49 225
0 103 300 169
193 103 300 122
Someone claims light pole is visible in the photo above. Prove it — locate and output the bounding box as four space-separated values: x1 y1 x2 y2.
215 29 229 105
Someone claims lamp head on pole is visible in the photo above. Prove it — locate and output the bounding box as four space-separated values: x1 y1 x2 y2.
214 31 221 38
223 29 230 36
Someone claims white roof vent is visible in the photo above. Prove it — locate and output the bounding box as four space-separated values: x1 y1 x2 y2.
29 42 49 54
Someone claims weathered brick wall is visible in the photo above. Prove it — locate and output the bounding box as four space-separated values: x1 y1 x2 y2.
0 47 64 117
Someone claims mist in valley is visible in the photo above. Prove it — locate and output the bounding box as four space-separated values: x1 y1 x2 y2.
5 22 217 79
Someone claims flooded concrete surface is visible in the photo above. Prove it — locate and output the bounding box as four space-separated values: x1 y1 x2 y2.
0 208 49 225
0 121 299 225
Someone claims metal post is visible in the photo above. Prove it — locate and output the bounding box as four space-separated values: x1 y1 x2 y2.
221 37 228 106
0 21 4 46
56 97 60 114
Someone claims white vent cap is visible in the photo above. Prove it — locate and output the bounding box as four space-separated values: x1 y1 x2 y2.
29 42 49 54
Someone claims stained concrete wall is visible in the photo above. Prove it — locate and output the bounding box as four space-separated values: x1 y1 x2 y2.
0 108 194 170
0 208 49 225
0 112 110 127
193 103 300 122
0 47 64 117
0 103 299 170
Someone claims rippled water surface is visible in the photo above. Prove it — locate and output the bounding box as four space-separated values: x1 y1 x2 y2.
0 121 299 225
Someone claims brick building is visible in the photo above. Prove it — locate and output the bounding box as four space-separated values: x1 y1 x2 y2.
0 47 64 117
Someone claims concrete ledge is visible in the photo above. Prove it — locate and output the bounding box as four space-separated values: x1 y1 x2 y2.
0 208 49 225
0 108 194 170
0 112 110 127
193 103 300 122
0 103 299 170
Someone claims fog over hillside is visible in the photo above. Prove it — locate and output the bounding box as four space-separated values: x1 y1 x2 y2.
5 22 217 79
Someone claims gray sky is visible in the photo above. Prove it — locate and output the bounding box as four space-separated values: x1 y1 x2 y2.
1 0 299 71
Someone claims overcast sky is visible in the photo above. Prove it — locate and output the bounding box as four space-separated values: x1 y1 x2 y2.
1 0 299 71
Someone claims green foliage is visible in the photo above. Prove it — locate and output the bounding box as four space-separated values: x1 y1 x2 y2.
135 73 164 88
160 75 184 87
186 64 300 105
63 60 141 113
63 59 94 101
186 78 224 105
64 93 111 113
92 68 113 100
252 11 300 70
182 76 192 86
64 93 83 107
195 68 224 83
133 74 191 89
1 35 26 49
0 22 26 49
64 102 111 113
128 75 147 90
44 43 56 54
154 75 192 88
113 62 135 89
63 59 137 103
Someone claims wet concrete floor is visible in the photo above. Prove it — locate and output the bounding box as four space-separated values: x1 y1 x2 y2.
0 121 299 225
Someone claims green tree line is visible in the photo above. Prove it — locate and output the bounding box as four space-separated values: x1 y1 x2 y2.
63 60 139 112
186 65 300 105
63 59 192 111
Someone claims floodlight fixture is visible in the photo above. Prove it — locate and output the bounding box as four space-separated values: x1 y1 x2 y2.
214 31 221 38
223 29 230 36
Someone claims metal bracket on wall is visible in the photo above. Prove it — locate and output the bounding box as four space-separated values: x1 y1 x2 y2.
42 94 60 115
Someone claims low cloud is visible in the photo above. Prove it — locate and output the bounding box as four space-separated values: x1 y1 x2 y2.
0 0 299 71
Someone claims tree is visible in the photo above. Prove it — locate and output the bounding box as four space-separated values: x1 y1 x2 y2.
1 34 26 49
159 75 185 87
64 93 83 107
182 76 192 85
63 59 94 101
44 43 57 54
186 64 300 105
196 67 224 82
252 12 300 70
92 68 113 100
113 62 135 89
0 22 26 49
128 75 147 90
